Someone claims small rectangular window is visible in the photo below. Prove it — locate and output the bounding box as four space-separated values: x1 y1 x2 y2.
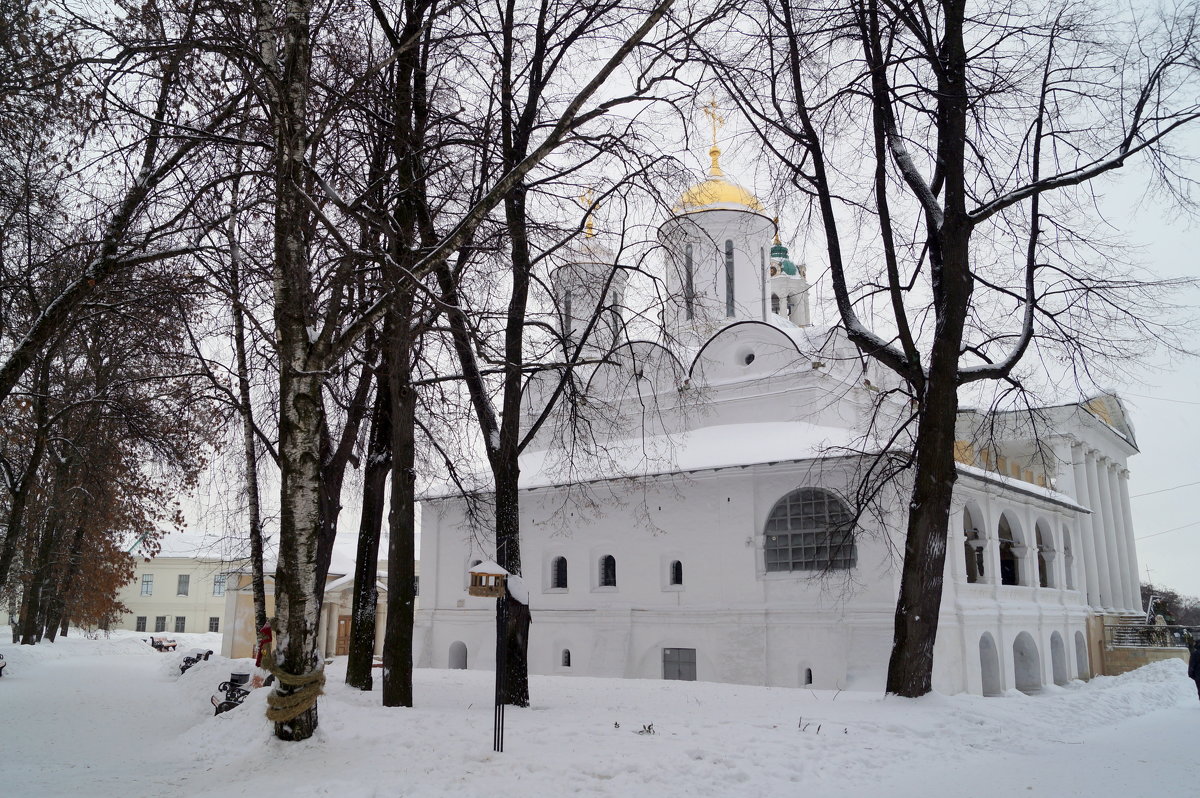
154 616 167 633
212 574 226 597
177 574 189 596
208 616 220 633
135 616 147 632
174 616 186 633
140 574 153 596
663 647 697 681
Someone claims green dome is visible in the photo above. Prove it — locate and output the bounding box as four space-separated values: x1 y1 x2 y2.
770 242 789 259
780 258 798 276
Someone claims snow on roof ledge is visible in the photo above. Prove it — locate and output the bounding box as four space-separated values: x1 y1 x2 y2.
956 463 1088 512
479 421 857 496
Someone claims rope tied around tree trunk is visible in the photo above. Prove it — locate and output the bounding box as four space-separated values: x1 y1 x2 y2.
260 646 326 723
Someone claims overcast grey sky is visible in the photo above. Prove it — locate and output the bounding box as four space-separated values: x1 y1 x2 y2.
1104 150 1200 601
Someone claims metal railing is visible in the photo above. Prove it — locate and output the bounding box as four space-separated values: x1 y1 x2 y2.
1104 623 1193 649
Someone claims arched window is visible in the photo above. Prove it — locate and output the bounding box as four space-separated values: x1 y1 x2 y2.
1062 528 1075 590
599 555 617 587
964 507 985 584
449 641 468 670
670 560 683 586
551 556 568 589
684 244 695 320
561 649 571 667
997 516 1020 585
803 667 813 686
724 239 735 317
608 288 624 336
764 488 856 572
771 293 781 314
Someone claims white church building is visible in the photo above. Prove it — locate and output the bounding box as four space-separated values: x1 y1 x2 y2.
413 145 1145 696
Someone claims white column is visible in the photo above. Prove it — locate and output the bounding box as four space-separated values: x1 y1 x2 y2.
1118 469 1142 612
1105 464 1132 611
949 502 968 585
1023 506 1040 588
981 498 999 587
1094 453 1125 611
1070 443 1100 606
1057 519 1074 591
1084 449 1115 610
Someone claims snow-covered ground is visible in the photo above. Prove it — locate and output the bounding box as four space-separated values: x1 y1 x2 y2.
1 631 1196 797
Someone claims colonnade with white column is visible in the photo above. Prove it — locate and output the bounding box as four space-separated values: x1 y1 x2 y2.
948 494 1077 594
1065 442 1141 613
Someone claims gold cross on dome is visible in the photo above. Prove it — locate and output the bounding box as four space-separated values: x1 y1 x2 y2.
701 99 726 176
579 189 596 237
702 98 725 147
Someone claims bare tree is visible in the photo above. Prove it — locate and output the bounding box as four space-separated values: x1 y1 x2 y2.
707 0 1200 695
0 1 249 404
241 0 681 738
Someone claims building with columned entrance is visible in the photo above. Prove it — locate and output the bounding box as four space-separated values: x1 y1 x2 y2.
413 141 1148 695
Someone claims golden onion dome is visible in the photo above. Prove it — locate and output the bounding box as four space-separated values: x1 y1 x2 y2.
674 146 765 213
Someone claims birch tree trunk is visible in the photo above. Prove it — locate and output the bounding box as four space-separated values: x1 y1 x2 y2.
258 0 328 742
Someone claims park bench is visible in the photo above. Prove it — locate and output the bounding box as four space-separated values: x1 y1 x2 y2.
211 672 251 715
180 649 213 675
145 636 177 652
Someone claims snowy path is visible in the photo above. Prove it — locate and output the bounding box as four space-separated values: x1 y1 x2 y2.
851 699 1200 798
2 633 1196 798
0 646 208 795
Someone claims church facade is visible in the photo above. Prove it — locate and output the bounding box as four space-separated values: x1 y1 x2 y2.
414 146 1144 696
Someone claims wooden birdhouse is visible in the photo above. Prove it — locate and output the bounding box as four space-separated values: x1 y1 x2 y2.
468 560 508 598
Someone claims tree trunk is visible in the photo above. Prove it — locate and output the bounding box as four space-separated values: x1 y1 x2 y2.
884 377 959 695
313 359 375 598
42 525 85 642
19 523 58 645
494 464 530 706
229 164 268 635
346 370 391 691
0 360 52 590
256 0 326 742
883 0 974 697
383 311 417 707
272 359 326 740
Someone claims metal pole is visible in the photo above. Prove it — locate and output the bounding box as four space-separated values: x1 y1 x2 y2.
493 591 507 752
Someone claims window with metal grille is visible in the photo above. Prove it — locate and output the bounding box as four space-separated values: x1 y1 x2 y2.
551 556 568 589
174 617 186 633
154 616 167 632
177 574 189 596
763 488 856 572
663 647 696 681
140 574 153 596
209 617 220 633
561 649 571 667
599 555 616 587
135 616 147 632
